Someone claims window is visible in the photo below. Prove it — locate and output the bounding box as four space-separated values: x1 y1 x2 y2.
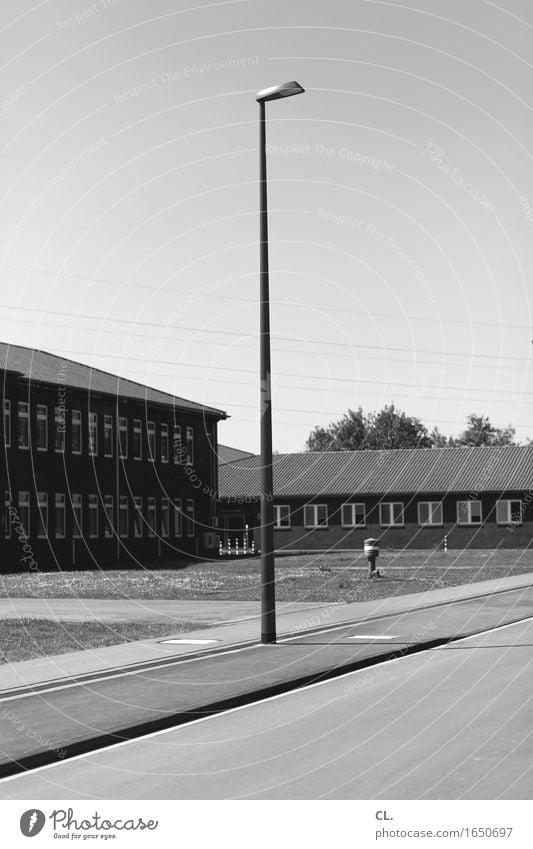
4 492 12 539
119 496 128 537
55 493 66 538
418 501 443 526
37 493 48 538
133 419 142 460
341 503 366 527
304 504 328 528
496 499 522 525
147 497 156 537
72 410 82 454
88 412 98 456
35 405 48 451
147 421 155 461
174 498 182 537
161 498 170 537
17 402 29 449
186 498 195 537
274 505 291 529
173 425 182 464
379 502 404 527
72 494 82 538
133 497 143 538
19 491 30 534
119 417 128 458
103 415 113 458
186 427 194 466
54 407 65 452
3 400 10 447
104 496 114 538
161 424 169 463
457 500 482 525
88 495 98 537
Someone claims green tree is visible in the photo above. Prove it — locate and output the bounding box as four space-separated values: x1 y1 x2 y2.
306 407 367 451
455 414 517 447
306 404 432 451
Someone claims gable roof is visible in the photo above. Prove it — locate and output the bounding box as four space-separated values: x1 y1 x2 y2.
0 342 226 418
218 444 255 464
219 446 533 499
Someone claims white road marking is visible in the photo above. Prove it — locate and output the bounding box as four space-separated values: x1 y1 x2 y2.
348 635 397 640
161 639 220 645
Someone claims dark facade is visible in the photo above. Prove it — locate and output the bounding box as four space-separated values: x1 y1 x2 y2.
218 448 533 551
1 343 226 571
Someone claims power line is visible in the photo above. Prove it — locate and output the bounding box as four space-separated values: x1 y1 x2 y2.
2 262 532 331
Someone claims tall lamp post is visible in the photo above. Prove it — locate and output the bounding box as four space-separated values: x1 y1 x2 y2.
256 81 305 645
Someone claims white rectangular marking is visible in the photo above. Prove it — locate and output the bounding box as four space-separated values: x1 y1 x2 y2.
348 635 397 640
161 639 220 645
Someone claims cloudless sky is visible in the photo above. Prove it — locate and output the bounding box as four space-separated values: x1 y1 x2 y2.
1 0 532 452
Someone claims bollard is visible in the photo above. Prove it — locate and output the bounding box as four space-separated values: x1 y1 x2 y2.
364 537 380 578
443 534 448 553
219 540 223 557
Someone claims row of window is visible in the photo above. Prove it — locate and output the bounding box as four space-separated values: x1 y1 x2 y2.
273 499 523 529
3 401 194 464
5 492 196 540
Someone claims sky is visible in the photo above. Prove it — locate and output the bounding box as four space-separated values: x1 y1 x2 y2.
1 0 532 453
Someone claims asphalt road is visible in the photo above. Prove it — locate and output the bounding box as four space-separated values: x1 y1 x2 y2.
2 616 531 799
0 585 531 779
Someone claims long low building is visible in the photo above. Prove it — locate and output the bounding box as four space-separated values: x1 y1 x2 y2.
218 446 533 550
1 342 226 571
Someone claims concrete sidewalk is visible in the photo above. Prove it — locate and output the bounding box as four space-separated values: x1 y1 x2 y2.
1 572 531 697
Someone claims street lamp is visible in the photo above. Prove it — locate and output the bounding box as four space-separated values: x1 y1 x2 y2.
256 80 305 645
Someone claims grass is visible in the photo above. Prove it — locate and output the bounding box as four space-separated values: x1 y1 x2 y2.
1 549 532 606
0 619 205 664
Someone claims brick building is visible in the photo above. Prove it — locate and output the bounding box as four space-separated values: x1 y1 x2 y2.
1 342 226 571
218 447 533 551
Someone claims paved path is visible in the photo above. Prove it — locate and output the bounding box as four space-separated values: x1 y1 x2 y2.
0 598 328 624
4 617 530 799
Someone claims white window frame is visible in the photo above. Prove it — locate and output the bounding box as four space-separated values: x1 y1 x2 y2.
496 499 522 526
18 402 29 449
133 497 143 538
418 501 443 526
161 498 170 537
72 494 82 538
72 410 82 455
3 400 11 448
55 493 66 539
37 492 48 539
119 495 128 538
119 416 128 459
379 502 404 527
457 500 482 525
160 423 169 463
173 425 182 464
103 415 113 458
19 491 30 534
274 505 291 529
186 426 194 466
36 404 48 451
186 498 195 538
4 491 12 539
174 498 182 537
304 504 328 528
147 421 156 461
341 503 366 528
147 496 156 537
88 411 98 456
54 407 65 453
88 494 99 538
132 419 142 460
104 495 114 538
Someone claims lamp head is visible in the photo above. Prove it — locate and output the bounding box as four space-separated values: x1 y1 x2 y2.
256 80 305 103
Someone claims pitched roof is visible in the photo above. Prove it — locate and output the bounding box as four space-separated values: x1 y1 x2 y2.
218 444 255 464
0 342 226 418
219 446 533 499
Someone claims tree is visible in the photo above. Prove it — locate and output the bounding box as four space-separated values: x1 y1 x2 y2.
306 404 432 451
430 426 455 448
306 407 366 452
455 414 517 447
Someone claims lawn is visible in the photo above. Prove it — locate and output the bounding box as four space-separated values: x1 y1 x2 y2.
0 619 205 664
1 549 532 606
